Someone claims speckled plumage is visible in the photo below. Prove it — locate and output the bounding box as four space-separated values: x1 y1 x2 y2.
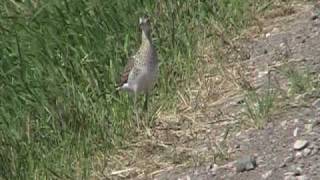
117 16 158 94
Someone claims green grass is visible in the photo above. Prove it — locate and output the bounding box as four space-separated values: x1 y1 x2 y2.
280 66 314 96
0 0 271 178
243 88 276 129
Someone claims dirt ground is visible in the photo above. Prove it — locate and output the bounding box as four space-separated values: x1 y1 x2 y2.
104 2 320 180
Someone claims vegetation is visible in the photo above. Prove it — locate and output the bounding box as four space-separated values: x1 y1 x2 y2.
243 88 276 129
0 0 273 178
281 66 314 96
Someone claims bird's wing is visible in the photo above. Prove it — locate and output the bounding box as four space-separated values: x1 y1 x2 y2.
117 56 135 88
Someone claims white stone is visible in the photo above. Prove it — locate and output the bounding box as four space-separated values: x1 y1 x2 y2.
295 151 303 159
262 170 273 179
293 127 299 137
293 140 309 150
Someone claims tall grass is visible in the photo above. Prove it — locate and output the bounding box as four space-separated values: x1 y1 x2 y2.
0 0 269 178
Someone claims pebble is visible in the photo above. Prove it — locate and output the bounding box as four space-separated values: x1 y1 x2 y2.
262 170 273 179
207 164 218 176
293 166 303 175
296 151 303 159
235 155 257 173
293 140 309 150
303 148 311 156
293 127 299 137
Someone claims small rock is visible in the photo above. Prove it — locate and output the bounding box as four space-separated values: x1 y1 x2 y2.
303 148 311 156
301 39 306 43
293 140 309 150
235 155 257 173
262 170 273 179
207 164 218 176
211 164 218 173
293 128 299 137
266 33 271 38
296 151 303 159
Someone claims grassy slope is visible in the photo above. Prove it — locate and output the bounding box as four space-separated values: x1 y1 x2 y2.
0 0 270 179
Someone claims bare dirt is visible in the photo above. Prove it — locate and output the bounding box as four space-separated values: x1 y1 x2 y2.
104 2 320 180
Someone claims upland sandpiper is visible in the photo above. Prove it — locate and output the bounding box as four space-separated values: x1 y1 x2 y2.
116 16 158 128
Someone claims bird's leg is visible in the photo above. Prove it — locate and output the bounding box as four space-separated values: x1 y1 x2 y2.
143 92 152 136
134 93 140 129
144 92 150 125
143 92 148 112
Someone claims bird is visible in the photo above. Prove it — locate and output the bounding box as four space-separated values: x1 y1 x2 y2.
116 15 158 129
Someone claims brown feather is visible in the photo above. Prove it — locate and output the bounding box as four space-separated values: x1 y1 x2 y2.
117 56 135 88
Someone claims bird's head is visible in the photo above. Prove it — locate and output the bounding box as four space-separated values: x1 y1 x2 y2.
139 15 151 33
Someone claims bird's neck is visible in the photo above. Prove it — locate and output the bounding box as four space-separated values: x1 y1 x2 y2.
141 30 152 48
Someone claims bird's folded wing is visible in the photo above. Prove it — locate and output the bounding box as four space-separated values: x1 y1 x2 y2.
117 56 135 87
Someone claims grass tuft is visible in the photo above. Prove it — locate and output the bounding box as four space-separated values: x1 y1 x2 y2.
243 88 276 129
